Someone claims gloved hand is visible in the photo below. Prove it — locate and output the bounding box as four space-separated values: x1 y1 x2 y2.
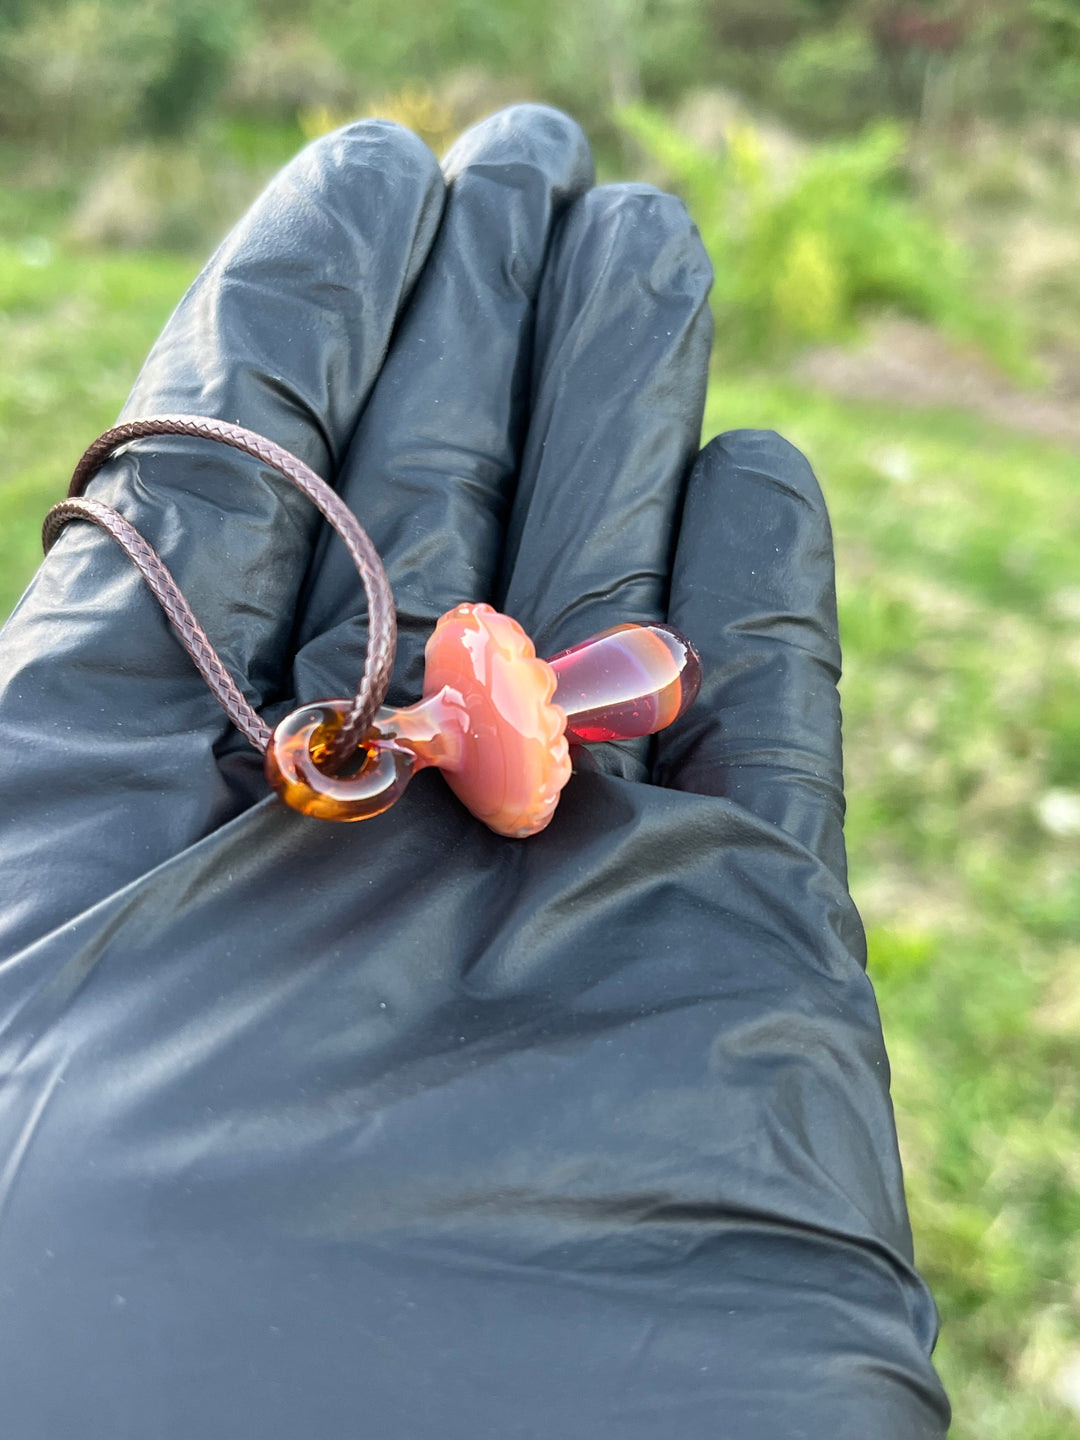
0 106 949 1438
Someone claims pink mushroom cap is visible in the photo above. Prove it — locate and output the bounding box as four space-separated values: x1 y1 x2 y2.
423 603 572 838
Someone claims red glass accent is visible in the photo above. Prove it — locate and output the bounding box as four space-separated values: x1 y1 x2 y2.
546 622 702 744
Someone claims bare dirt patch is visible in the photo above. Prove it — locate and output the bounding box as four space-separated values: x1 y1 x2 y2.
797 315 1080 449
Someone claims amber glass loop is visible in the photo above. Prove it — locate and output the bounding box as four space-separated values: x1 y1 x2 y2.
265 701 416 823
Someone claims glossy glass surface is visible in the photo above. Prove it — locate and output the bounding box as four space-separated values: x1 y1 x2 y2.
547 623 702 744
421 603 572 838
268 610 701 834
265 701 416 822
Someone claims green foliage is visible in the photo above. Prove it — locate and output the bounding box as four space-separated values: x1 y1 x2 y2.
0 0 45 27
6 0 1080 168
1021 0 1080 114
1031 0 1080 61
618 102 1033 372
0 0 247 153
772 26 883 132
66 137 263 251
0 239 198 615
140 0 247 138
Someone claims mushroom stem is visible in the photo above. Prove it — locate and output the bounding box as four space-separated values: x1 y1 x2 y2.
372 686 468 773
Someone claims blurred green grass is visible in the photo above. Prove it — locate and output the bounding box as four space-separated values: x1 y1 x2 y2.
0 239 199 612
2 235 1080 1440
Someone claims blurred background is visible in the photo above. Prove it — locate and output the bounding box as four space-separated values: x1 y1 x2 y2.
2 1 1079 1434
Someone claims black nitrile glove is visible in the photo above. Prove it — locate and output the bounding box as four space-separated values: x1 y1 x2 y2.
0 107 950 1438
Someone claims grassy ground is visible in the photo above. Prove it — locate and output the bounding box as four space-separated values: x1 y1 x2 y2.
0 238 199 615
3 237 1080 1438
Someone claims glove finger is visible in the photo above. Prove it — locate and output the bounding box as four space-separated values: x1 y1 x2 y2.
655 430 848 881
101 121 444 694
497 183 712 778
0 123 445 958
289 105 594 706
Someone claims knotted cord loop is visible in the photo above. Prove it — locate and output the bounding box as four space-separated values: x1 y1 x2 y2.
42 415 395 769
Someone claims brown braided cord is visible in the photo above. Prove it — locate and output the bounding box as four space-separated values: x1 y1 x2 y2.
42 415 396 768
43 496 275 753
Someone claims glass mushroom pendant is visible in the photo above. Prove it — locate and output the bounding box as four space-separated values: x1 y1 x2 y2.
265 603 702 838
